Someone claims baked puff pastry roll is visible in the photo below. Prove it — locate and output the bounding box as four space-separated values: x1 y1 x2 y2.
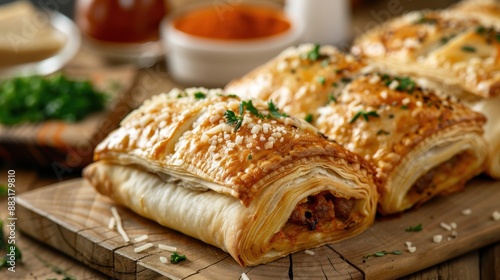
351 9 500 101
314 73 488 214
225 44 488 214
470 96 500 178
83 88 378 266
226 44 366 118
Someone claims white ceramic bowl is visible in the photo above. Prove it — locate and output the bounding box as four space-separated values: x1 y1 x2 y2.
161 1 303 88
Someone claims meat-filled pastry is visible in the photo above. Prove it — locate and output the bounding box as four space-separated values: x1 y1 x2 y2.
226 44 366 118
449 0 500 29
83 88 378 266
351 9 500 101
226 44 488 214
352 4 500 179
314 73 488 214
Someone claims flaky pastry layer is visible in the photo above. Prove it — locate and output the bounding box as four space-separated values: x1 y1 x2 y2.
227 44 488 214
86 88 379 266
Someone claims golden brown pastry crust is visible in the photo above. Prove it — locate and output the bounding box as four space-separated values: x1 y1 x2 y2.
352 9 500 99
94 88 375 206
226 44 366 118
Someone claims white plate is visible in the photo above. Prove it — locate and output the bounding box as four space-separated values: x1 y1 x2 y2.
0 10 81 79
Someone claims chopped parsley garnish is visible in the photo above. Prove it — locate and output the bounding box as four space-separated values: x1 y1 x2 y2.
268 100 288 118
377 129 390 136
248 154 252 160
475 25 500 43
194 92 207 100
240 100 263 118
414 16 437 25
224 100 287 132
328 94 337 103
363 250 402 260
349 110 380 124
226 94 238 98
0 74 108 125
9 246 22 266
302 44 321 61
388 114 395 119
321 58 330 67
317 76 326 85
224 110 243 132
440 34 456 45
177 92 187 98
461 45 476 53
170 252 187 264
381 75 416 93
401 105 409 110
304 113 313 123
405 223 423 232
332 82 338 88
341 77 352 83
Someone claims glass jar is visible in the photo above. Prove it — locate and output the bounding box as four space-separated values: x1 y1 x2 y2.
75 0 169 65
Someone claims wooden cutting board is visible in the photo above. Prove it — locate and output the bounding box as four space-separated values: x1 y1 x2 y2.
17 177 500 280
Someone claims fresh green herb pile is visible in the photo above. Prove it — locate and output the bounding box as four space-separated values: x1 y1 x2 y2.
0 74 108 125
0 220 22 269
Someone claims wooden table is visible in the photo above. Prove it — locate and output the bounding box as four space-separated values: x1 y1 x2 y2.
1 0 499 279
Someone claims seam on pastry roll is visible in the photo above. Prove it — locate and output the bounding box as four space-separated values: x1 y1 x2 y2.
225 44 488 215
85 88 379 266
351 9 500 99
226 44 366 119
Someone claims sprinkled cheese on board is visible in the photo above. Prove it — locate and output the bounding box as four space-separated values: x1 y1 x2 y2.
158 244 178 252
433 235 443 243
133 235 149 243
107 217 115 229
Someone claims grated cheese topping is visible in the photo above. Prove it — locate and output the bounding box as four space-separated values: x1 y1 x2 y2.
111 207 130 243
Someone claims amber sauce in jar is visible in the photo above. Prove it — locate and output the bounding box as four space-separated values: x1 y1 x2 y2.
173 5 291 40
75 0 168 43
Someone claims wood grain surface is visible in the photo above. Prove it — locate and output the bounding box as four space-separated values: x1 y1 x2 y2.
16 176 500 280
